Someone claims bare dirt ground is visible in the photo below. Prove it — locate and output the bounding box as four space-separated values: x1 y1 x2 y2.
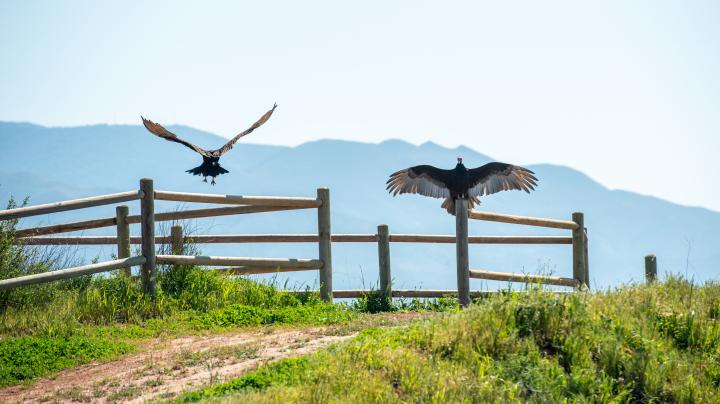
0 312 427 403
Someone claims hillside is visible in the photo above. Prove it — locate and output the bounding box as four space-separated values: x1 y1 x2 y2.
2 243 718 402
179 278 720 402
1 122 719 289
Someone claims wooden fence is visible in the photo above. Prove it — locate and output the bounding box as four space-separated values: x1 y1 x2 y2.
0 179 331 300
455 199 588 306
0 178 590 304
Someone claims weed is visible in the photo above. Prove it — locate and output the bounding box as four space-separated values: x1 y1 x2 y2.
144 378 164 387
351 289 459 314
53 386 92 402
107 385 141 402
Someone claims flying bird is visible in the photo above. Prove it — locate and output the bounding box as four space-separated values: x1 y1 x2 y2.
141 104 277 185
386 157 538 214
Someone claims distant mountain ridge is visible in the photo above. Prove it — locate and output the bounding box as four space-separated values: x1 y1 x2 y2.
1 122 718 290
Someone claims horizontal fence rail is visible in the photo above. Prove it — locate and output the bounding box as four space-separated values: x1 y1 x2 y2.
17 234 573 245
155 190 322 208
331 289 496 299
15 218 118 238
389 235 572 244
0 190 142 221
469 269 579 287
469 210 579 230
14 205 303 238
214 266 317 275
152 204 303 221
329 290 570 299
156 255 323 270
0 256 146 290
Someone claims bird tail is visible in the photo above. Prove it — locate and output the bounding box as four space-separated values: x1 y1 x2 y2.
441 198 454 214
186 161 230 177
441 197 480 215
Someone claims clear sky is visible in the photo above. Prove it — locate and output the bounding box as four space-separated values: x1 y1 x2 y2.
1 1 718 211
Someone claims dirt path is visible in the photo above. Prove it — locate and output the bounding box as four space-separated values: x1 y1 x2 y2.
0 313 426 403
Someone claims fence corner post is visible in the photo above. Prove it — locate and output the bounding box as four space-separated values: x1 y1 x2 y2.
645 254 657 283
455 199 470 307
572 212 587 289
317 188 333 302
115 205 131 276
171 225 183 255
377 224 391 299
140 178 157 297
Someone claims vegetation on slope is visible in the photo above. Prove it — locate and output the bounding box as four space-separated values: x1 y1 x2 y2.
0 205 353 387
179 277 720 403
0 266 355 388
0 201 453 388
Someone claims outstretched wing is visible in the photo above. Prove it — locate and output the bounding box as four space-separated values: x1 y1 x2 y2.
386 165 453 199
213 103 278 156
141 117 211 157
467 162 538 197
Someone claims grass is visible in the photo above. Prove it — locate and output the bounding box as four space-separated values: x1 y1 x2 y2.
0 203 359 387
0 203 452 389
178 343 260 367
0 334 133 387
351 288 459 314
176 277 720 403
107 385 142 402
0 268 357 387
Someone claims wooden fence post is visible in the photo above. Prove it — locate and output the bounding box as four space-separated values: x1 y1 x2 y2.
317 188 332 302
645 254 657 283
455 199 470 307
583 228 590 289
171 225 183 255
115 205 131 276
140 179 157 297
572 212 587 289
377 224 391 298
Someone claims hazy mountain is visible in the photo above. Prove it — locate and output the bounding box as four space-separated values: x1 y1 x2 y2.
1 122 718 290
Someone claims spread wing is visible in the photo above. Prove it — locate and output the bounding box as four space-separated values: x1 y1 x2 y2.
213 103 278 156
467 162 538 197
141 117 211 157
386 165 452 199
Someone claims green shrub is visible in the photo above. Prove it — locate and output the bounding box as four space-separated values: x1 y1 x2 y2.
0 198 64 313
351 289 459 314
352 289 394 313
75 274 172 324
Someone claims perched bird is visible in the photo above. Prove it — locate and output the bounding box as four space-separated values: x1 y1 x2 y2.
141 104 277 185
386 157 538 214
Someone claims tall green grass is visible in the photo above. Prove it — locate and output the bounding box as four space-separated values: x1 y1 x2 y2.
0 267 355 386
180 277 720 403
350 288 459 313
0 207 357 386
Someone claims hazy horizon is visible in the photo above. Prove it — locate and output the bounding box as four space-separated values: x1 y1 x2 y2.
3 119 718 216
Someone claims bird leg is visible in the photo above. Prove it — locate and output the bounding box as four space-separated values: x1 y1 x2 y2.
211 177 216 186
202 177 208 183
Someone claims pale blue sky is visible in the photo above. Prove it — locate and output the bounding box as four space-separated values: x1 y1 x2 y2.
1 1 718 211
